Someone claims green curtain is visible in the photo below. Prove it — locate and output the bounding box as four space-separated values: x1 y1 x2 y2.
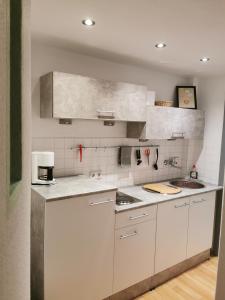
10 0 22 184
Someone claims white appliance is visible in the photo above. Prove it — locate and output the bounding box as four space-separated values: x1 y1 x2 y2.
32 151 55 185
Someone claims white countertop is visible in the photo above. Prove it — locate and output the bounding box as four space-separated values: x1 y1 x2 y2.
32 176 222 211
32 175 117 201
116 180 223 212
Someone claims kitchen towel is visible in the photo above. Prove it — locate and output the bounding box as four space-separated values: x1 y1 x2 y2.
119 146 132 167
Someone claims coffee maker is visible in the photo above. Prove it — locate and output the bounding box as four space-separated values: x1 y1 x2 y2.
32 151 55 185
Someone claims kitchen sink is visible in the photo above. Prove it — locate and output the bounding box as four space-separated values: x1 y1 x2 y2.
169 180 205 189
116 192 142 206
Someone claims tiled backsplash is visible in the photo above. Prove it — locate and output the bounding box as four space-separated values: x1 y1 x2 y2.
32 137 195 187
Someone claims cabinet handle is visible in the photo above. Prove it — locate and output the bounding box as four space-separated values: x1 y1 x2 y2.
174 203 189 208
192 199 206 204
129 213 149 220
96 110 115 119
120 231 137 239
171 132 185 139
89 199 114 206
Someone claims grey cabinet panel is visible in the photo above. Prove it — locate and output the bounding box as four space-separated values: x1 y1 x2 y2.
181 109 205 139
134 107 205 140
40 72 147 121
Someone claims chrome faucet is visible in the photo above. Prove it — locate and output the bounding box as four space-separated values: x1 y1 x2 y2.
164 156 182 169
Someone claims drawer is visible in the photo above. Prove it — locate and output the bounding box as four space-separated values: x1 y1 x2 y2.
115 205 157 229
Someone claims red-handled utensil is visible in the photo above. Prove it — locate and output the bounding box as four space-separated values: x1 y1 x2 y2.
79 144 83 162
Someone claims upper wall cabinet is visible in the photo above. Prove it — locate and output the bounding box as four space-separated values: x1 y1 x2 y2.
127 106 205 139
40 72 148 122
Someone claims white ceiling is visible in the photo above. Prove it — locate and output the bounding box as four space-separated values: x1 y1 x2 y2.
31 0 225 77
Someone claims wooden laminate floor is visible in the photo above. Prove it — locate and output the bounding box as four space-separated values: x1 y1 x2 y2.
136 257 218 300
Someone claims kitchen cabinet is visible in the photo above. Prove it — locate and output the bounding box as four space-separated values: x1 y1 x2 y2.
44 191 116 300
115 205 157 229
155 198 190 273
127 106 205 139
187 192 216 258
40 72 148 122
113 206 157 293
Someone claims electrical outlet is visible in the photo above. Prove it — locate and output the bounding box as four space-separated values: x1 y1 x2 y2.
89 170 102 179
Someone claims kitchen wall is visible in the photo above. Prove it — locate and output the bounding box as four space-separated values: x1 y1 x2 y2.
32 42 190 138
195 77 225 184
32 137 188 186
32 42 197 185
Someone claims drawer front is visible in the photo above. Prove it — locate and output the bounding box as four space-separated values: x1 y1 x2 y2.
116 205 157 229
113 220 156 293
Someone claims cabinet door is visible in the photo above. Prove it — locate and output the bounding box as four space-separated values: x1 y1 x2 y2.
44 191 116 300
182 109 205 139
155 198 189 273
145 107 173 139
143 107 204 139
187 192 216 258
113 219 156 293
41 72 147 121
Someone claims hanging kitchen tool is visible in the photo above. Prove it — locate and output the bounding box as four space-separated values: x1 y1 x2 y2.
144 148 150 165
153 148 159 170
119 146 132 166
79 144 83 162
136 149 142 165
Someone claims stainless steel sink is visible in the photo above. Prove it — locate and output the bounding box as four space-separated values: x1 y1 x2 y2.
169 180 205 189
116 192 142 206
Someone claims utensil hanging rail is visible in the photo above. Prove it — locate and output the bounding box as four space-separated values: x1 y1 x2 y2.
70 144 159 150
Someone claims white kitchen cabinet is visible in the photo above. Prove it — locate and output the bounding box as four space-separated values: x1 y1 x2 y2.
155 198 190 273
113 218 156 293
115 205 157 229
127 106 205 139
187 192 216 258
40 72 148 122
44 191 116 300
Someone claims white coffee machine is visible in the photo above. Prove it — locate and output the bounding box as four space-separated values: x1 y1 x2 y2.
32 151 55 185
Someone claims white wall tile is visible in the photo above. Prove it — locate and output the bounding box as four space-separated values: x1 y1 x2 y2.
54 138 65 149
32 137 198 186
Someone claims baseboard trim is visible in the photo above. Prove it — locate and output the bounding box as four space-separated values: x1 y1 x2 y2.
106 250 211 300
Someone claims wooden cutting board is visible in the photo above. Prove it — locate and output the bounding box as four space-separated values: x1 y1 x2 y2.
143 183 181 194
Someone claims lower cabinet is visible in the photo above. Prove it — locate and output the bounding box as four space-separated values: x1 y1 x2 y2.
44 191 116 300
187 192 216 258
113 207 156 294
38 190 216 300
155 192 216 274
155 198 190 273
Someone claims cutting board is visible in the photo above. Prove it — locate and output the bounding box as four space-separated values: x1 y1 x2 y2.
143 183 181 194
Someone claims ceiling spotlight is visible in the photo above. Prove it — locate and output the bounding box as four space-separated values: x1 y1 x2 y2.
200 57 210 62
155 43 167 48
82 18 95 27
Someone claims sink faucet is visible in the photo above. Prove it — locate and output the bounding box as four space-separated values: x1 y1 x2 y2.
164 156 182 169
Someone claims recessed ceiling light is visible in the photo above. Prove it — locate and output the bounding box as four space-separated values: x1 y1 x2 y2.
82 18 95 27
200 57 210 62
155 43 167 48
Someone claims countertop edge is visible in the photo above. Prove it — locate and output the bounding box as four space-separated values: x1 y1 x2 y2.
32 186 118 202
115 185 223 213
